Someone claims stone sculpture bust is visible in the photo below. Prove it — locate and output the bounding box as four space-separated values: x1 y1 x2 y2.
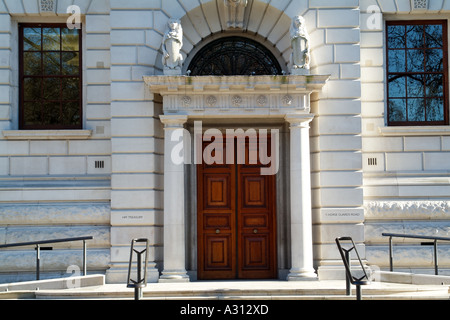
162 19 183 75
290 16 310 74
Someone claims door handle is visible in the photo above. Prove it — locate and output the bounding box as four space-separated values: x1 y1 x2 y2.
253 229 258 234
216 229 220 234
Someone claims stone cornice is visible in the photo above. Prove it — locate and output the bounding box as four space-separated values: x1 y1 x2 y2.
144 75 329 95
144 75 329 116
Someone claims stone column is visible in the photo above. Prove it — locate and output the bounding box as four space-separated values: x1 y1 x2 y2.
285 114 317 281
159 115 190 282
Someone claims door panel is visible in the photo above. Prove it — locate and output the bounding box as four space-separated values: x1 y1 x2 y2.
203 174 232 209
198 140 236 279
198 136 276 280
204 234 233 270
238 167 276 279
242 234 270 268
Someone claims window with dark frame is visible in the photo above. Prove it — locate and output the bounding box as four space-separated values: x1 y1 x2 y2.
19 23 82 130
386 20 449 126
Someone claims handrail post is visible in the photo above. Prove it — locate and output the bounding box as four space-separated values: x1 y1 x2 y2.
127 238 149 301
388 236 393 272
345 250 351 296
335 237 370 301
434 240 438 275
83 240 87 276
36 244 40 281
356 285 362 301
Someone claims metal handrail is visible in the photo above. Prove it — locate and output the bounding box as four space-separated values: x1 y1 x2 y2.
382 233 450 275
335 237 370 300
127 238 149 300
0 236 94 280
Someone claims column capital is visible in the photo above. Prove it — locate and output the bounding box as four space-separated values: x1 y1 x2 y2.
160 115 188 128
285 114 315 128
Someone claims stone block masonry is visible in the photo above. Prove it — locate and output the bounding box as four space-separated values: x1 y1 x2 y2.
0 0 449 283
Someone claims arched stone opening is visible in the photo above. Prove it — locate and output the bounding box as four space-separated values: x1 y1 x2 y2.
184 33 287 76
155 0 309 74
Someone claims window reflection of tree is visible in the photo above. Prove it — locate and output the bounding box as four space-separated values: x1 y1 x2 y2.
387 21 447 124
21 24 81 128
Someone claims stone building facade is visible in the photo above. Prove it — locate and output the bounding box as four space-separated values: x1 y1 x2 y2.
0 0 449 284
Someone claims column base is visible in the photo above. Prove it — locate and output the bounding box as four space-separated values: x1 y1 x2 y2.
286 268 318 281
158 270 190 283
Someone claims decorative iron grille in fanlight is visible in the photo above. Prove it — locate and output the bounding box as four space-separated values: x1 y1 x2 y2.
188 37 283 76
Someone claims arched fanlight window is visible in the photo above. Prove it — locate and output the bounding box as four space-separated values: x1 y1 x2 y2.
188 37 283 76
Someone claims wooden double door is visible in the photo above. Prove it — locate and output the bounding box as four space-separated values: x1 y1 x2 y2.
197 135 277 280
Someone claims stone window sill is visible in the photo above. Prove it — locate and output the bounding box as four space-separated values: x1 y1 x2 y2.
378 126 450 136
2 130 92 140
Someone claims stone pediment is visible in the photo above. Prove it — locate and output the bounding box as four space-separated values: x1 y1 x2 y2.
144 75 329 117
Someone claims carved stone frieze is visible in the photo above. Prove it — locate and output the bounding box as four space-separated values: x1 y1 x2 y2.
365 200 450 220
40 0 55 12
145 75 329 117
411 0 428 11
256 95 268 106
206 95 217 107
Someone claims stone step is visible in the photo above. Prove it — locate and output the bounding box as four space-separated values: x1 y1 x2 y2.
377 271 450 285
32 280 450 300
1 276 449 300
0 274 105 299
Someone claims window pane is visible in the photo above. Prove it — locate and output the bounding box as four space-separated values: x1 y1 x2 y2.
407 49 424 72
43 27 60 51
425 74 444 97
23 77 41 101
63 101 81 125
43 77 60 100
407 75 424 97
62 78 80 100
425 24 443 48
62 28 79 51
388 50 406 72
389 99 407 122
388 75 406 97
42 102 61 125
62 52 80 75
23 28 41 51
23 102 42 126
388 25 406 48
427 98 445 121
425 49 443 72
406 25 424 48
43 52 60 75
23 52 42 75
408 99 426 121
